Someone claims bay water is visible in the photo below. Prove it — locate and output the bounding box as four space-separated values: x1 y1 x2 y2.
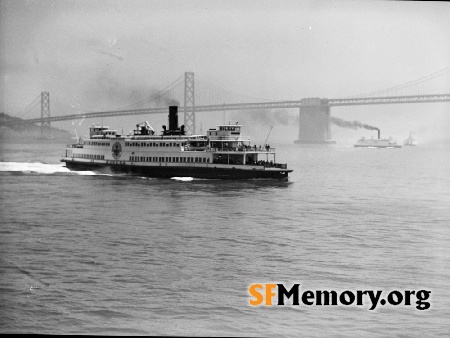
0 141 449 336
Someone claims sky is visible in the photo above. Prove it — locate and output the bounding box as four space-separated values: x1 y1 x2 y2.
1 0 449 144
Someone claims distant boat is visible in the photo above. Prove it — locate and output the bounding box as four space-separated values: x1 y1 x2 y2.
354 130 401 148
403 133 418 146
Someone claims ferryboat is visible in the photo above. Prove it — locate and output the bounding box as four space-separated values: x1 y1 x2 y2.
354 130 401 148
61 106 292 180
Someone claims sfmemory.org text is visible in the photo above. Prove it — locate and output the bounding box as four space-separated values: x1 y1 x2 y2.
248 284 431 310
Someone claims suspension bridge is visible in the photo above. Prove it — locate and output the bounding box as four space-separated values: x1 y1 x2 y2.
2 67 449 143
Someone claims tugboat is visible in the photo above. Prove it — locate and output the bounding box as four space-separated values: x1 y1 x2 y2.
403 132 418 146
61 106 292 180
354 129 401 148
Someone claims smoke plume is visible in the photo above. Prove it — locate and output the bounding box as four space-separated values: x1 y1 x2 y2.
330 116 379 131
240 109 299 126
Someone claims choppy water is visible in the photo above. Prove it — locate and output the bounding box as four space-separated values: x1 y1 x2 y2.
0 141 449 336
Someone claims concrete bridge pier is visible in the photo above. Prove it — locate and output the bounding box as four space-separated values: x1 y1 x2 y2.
294 98 335 144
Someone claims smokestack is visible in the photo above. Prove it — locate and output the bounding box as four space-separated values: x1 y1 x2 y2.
168 106 178 131
377 129 380 139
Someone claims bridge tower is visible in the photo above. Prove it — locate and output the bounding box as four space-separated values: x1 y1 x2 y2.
40 91 51 138
183 72 195 134
294 98 335 144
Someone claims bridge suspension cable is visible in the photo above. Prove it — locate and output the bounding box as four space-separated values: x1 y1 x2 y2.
348 66 450 98
117 74 185 110
196 78 274 106
14 94 41 118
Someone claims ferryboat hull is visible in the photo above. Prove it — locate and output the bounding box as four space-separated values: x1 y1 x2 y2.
63 159 291 180
354 144 401 148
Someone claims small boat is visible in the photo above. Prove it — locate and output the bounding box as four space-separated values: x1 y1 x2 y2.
403 132 418 146
354 130 401 148
61 106 292 180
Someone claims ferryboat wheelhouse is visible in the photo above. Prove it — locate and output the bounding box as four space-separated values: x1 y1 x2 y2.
61 106 292 179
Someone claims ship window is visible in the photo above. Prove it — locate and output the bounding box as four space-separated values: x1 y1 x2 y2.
176 157 179 162
141 157 144 161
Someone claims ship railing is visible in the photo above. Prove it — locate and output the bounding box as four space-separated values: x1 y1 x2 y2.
253 161 287 169
211 159 287 169
208 135 251 141
208 147 275 152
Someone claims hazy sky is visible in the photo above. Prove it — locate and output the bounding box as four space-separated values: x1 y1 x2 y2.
1 0 449 144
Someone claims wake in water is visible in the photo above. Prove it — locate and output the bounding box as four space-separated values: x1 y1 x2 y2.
0 161 98 175
170 177 194 181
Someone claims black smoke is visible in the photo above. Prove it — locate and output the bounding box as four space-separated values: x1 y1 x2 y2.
239 109 299 126
330 116 378 131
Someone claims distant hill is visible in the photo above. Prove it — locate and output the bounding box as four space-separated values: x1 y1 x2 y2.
0 112 71 142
